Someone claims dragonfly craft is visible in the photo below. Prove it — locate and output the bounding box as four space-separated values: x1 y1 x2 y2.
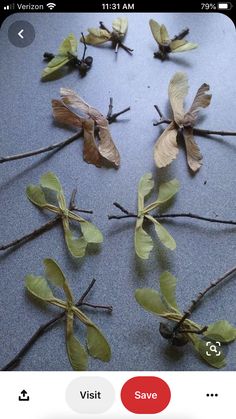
52 88 121 167
149 19 197 61
26 172 103 257
83 17 133 54
135 270 236 368
25 259 111 370
154 72 212 172
42 33 93 80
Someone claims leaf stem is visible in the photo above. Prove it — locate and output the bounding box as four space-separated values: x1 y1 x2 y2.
99 21 133 55
1 279 112 371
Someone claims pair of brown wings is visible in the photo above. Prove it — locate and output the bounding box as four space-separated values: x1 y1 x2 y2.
154 73 212 172
52 88 120 168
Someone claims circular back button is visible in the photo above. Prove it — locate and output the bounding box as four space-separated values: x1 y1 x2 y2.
121 376 171 414
8 21 35 48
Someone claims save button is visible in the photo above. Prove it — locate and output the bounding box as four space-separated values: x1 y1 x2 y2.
121 376 171 414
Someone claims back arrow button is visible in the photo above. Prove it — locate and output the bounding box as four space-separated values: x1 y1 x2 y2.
18 29 24 39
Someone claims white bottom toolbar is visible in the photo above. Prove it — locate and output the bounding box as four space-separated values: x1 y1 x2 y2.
0 371 234 418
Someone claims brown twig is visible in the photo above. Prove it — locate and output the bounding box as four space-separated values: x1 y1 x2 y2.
0 101 130 164
108 203 236 226
0 190 93 252
174 265 236 332
153 105 236 137
1 278 112 371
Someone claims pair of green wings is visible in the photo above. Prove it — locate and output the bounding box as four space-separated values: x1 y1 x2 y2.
83 17 128 46
149 19 197 52
41 33 78 79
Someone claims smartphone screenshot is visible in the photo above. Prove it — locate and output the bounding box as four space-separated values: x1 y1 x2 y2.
0 1 236 417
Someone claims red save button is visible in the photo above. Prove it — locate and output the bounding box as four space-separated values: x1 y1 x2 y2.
121 376 171 414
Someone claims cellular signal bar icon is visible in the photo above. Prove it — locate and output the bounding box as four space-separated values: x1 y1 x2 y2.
4 4 15 10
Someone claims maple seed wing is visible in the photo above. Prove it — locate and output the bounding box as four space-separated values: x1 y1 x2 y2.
83 28 111 45
183 127 203 172
149 19 162 45
52 99 83 129
41 34 77 80
160 24 170 43
112 17 128 37
58 33 78 55
134 217 154 260
60 88 120 167
170 39 198 52
154 122 179 168
82 119 102 167
168 72 189 126
67 333 88 371
138 173 154 214
185 83 212 125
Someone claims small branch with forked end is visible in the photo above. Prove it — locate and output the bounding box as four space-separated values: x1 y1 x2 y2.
99 21 133 55
153 105 236 137
1 278 112 371
108 202 236 226
0 100 130 165
0 189 93 252
173 265 236 333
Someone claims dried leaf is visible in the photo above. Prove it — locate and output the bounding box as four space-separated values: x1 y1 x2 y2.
83 28 111 45
183 127 202 172
87 325 111 362
61 88 120 167
25 275 54 302
134 217 153 259
52 99 83 129
135 288 167 315
82 119 102 167
168 72 189 126
154 122 179 168
112 17 128 37
184 83 212 126
149 19 162 45
41 34 77 80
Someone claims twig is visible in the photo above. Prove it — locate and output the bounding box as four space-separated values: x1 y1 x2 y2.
0 215 61 251
174 265 236 332
0 101 130 164
0 132 82 164
0 191 93 252
108 203 236 225
171 28 189 42
153 105 236 137
1 278 113 371
99 21 133 55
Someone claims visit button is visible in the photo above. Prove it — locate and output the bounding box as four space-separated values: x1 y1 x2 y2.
121 376 171 414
